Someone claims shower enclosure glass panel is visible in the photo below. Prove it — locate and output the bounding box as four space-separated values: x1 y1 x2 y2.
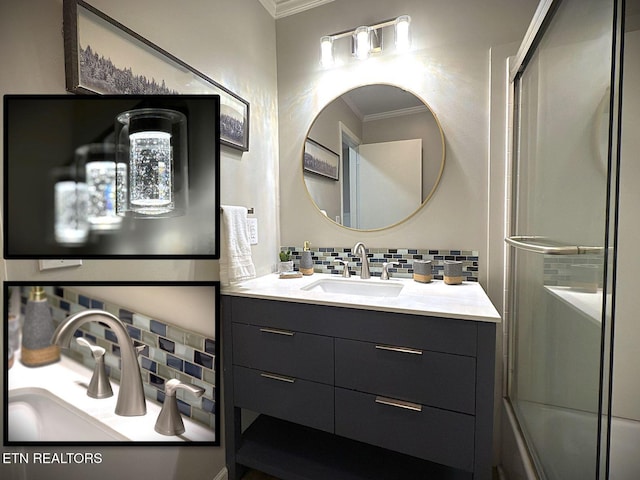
508 0 618 478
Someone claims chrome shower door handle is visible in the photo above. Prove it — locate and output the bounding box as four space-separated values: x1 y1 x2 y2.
505 236 603 255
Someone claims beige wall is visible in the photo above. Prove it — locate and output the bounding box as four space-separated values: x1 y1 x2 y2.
0 0 280 284
0 1 277 479
276 0 538 295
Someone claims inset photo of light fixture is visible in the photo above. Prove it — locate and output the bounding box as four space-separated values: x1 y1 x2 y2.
115 108 188 217
320 15 412 67
5 94 219 258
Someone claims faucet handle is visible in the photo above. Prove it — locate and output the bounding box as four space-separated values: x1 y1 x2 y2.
381 261 399 280
165 378 205 397
76 336 106 360
75 337 113 399
335 259 351 278
155 379 205 436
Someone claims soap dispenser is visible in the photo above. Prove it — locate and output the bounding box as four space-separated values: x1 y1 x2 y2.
21 286 60 367
300 241 314 276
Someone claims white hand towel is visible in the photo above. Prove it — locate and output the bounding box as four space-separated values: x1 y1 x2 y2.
220 205 256 285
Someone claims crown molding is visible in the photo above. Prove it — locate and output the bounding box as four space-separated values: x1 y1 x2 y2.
363 105 430 123
259 0 335 19
258 0 277 17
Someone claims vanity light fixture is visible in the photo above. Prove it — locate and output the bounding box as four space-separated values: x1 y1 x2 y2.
320 15 411 66
320 35 334 67
395 15 411 52
354 26 371 60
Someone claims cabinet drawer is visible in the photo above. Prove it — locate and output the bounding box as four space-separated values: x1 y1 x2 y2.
232 323 333 384
335 338 476 414
230 297 477 356
335 387 474 472
233 366 334 433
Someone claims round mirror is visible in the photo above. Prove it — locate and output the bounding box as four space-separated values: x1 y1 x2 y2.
303 84 445 231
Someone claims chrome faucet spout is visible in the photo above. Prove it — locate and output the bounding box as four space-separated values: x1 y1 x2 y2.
353 241 371 279
51 309 146 416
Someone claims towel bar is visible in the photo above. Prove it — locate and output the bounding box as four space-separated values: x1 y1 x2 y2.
220 207 254 214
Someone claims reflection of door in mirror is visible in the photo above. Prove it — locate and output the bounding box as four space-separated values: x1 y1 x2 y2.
340 123 360 228
339 123 421 230
303 84 445 231
358 139 422 230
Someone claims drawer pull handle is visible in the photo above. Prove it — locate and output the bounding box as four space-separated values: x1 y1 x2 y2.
375 396 423 412
260 372 296 383
375 344 423 355
259 327 295 336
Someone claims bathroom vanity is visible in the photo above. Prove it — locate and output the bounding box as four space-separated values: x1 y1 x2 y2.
223 274 500 480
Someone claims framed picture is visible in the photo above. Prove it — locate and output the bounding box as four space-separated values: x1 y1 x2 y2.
304 138 340 180
63 0 249 152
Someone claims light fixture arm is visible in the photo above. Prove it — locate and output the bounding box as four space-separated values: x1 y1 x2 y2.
320 15 411 67
324 17 401 41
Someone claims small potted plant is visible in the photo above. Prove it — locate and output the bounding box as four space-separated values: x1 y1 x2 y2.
278 250 293 273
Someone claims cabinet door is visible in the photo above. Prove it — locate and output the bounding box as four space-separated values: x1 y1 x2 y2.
335 338 476 414
232 323 334 384
234 366 334 433
335 387 475 472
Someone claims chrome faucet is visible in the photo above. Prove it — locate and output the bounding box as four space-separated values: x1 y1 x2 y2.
353 242 371 279
52 309 146 416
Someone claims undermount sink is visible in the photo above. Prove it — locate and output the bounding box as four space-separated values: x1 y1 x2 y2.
301 277 404 298
8 387 129 442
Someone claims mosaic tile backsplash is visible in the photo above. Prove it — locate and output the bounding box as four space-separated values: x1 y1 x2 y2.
543 253 604 287
281 246 480 282
17 286 216 431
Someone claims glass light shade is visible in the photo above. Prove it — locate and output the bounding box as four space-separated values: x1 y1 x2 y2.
76 144 122 231
115 108 187 217
395 15 411 51
115 161 128 216
320 36 334 67
353 26 370 60
54 180 89 246
129 130 173 213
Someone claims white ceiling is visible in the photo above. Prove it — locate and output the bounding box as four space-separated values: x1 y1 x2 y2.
341 85 428 122
258 0 334 19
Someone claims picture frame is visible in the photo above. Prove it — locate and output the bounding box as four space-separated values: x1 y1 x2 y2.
63 0 249 152
304 138 340 180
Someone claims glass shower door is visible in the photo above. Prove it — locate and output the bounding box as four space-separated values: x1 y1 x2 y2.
507 0 620 478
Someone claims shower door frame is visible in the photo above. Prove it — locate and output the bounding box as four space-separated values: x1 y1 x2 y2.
504 0 625 478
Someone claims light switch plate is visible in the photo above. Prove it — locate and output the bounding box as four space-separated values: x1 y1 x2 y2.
38 259 83 271
247 218 258 245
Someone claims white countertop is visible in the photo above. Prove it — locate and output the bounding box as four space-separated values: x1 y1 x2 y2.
8 351 216 443
223 273 501 323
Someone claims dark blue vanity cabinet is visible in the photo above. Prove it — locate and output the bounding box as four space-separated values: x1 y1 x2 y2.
222 295 496 480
